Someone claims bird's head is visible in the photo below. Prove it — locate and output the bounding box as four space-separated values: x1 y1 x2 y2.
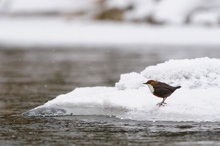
143 80 157 93
143 80 158 86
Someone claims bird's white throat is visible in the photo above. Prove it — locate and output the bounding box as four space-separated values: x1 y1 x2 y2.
147 84 154 93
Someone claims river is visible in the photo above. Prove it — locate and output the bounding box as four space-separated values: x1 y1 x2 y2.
0 46 220 145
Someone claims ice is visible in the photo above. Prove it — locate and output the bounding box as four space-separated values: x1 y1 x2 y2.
23 58 220 122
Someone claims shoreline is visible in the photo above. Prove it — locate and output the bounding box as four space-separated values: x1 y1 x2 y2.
1 18 220 48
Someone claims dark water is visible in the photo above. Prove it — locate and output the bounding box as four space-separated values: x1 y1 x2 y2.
1 47 220 145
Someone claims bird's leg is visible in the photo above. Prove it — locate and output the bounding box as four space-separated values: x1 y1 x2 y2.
156 102 164 106
157 98 167 107
161 97 167 104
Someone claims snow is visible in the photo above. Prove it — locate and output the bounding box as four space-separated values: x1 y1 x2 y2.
153 0 202 24
1 0 220 24
105 0 132 9
1 18 220 48
106 0 155 20
191 11 220 26
105 0 220 24
1 0 220 47
1 0 95 13
23 58 220 122
117 58 220 90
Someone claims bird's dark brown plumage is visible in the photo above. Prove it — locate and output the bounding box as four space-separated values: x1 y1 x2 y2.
143 80 181 106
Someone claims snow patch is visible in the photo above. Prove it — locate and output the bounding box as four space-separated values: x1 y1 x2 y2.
23 58 220 122
115 72 146 90
116 58 220 90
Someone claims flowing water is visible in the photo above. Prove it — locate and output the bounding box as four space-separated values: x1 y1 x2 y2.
0 46 220 145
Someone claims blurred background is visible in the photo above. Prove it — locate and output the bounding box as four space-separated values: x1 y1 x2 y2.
1 0 220 48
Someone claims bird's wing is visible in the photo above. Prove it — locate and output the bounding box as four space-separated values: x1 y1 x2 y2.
153 84 174 97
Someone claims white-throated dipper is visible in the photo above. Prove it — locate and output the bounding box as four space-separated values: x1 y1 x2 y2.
143 80 181 106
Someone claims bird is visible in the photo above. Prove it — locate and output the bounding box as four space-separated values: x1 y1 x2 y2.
143 80 181 106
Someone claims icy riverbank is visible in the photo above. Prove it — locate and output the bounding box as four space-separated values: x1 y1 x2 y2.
23 58 220 122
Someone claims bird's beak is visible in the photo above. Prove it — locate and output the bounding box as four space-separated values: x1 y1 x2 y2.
143 83 147 84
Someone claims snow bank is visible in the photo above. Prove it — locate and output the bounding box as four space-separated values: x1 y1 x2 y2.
116 57 220 89
23 58 220 122
1 18 220 48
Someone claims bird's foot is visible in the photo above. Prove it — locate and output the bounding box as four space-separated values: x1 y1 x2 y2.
156 102 166 107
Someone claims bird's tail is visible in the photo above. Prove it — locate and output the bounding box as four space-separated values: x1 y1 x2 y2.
175 86 181 90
